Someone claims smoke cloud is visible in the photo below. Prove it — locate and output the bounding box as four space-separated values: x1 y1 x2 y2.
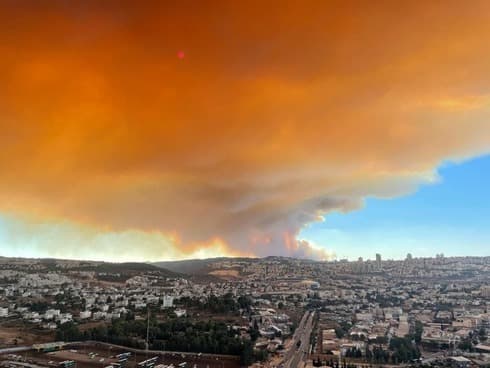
1 1 490 260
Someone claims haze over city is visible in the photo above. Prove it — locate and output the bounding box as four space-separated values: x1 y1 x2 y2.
1 1 490 262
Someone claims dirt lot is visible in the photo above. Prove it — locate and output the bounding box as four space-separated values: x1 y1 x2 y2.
208 270 240 279
0 321 54 347
23 344 240 368
77 321 107 332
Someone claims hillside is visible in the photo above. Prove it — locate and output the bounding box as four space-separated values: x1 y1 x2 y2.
92 262 180 277
0 256 181 280
153 257 257 275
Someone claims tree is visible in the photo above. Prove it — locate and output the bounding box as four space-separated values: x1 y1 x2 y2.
479 326 487 341
366 348 373 361
389 336 420 363
458 337 474 352
56 322 82 341
414 321 424 344
254 349 268 362
240 341 254 366
335 327 345 338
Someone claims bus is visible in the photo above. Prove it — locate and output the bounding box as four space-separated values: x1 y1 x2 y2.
116 353 132 360
138 357 158 368
59 360 76 368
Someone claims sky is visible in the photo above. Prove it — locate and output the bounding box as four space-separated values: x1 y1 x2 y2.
299 155 490 260
1 1 490 262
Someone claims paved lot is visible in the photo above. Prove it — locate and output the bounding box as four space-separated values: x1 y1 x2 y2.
2 345 240 368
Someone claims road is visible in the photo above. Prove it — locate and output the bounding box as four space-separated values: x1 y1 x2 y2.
282 311 315 368
0 347 32 355
0 341 238 361
281 311 309 364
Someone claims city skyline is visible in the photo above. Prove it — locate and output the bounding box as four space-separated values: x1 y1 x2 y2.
300 155 490 260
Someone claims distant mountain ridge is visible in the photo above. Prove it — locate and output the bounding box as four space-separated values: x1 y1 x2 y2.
0 256 180 279
85 261 181 277
153 257 255 275
152 255 306 276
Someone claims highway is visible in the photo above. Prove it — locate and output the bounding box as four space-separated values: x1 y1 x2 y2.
282 310 315 368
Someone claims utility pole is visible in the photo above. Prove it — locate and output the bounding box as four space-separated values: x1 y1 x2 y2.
145 307 150 355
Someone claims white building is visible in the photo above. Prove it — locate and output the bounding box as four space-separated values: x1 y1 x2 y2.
162 295 174 308
0 307 8 317
175 309 186 317
481 286 490 298
93 311 107 320
376 253 382 270
80 310 92 319
44 309 61 320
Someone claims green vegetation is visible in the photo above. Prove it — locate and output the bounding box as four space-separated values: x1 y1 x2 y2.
335 321 352 339
363 336 421 364
367 293 403 308
478 326 487 341
458 337 475 352
56 314 258 365
344 347 362 358
177 293 252 314
413 321 424 344
388 336 421 364
27 301 50 313
367 346 390 364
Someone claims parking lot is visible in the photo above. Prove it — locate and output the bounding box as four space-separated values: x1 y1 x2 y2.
1 344 240 368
